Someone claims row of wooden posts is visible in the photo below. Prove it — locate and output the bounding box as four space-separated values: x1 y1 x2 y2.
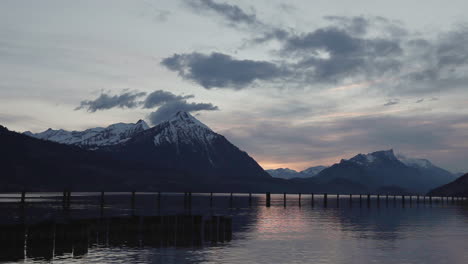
0 215 233 262
16 191 468 209
267 192 467 208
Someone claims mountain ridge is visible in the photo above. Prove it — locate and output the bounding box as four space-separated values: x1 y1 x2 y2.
101 111 272 181
24 119 149 149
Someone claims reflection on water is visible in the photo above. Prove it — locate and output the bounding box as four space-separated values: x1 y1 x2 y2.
1 193 468 263
0 215 232 263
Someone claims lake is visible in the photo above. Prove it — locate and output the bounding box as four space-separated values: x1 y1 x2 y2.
1 192 468 263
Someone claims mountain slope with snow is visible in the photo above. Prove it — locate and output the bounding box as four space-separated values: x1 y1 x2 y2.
24 120 149 149
103 111 271 181
267 168 301 179
267 166 328 179
311 150 454 194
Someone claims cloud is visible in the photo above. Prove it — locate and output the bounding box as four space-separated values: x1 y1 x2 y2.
416 99 424 103
161 52 288 89
324 16 370 35
165 8 468 97
384 99 400 106
184 0 290 44
185 0 259 27
148 100 218 124
143 90 219 125
76 90 218 124
75 91 146 112
143 90 193 108
284 27 403 82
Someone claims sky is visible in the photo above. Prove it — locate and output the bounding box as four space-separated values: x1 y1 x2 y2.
1 0 468 173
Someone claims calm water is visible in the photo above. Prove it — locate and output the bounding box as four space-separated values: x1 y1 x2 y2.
1 193 468 263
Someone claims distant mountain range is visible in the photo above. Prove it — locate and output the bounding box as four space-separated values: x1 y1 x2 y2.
269 150 456 194
24 120 149 149
304 150 455 194
2 112 285 192
266 166 327 179
0 124 186 191
1 111 458 194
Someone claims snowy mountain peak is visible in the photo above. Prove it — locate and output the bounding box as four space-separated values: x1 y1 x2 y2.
168 111 211 130
24 120 149 149
136 119 150 130
348 149 397 165
153 111 217 148
301 166 328 176
396 154 432 169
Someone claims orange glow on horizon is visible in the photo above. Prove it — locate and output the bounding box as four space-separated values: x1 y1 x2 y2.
258 154 347 171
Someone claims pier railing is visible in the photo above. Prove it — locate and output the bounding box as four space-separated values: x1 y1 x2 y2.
11 191 468 211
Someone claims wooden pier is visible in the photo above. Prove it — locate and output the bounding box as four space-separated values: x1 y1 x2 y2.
0 215 232 262
13 191 468 211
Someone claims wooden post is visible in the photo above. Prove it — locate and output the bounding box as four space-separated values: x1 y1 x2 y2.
386 194 389 207
402 195 405 207
429 195 433 205
324 193 328 208
266 192 271 207
157 192 161 208
336 194 340 208
393 195 396 206
62 190 67 208
423 196 426 204
67 191 71 209
210 192 213 207
131 191 136 211
377 194 380 207
100 191 105 208
311 193 315 207
20 191 26 206
249 193 252 206
367 194 371 208
409 195 412 207
189 192 192 209
451 196 454 204
283 192 287 207
229 193 233 208
298 193 302 207
349 194 352 207
359 194 362 207
417 195 420 204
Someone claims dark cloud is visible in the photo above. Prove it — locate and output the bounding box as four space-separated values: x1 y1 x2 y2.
324 16 370 35
185 0 291 44
185 0 259 27
416 99 424 103
76 90 218 124
170 6 468 96
148 101 218 125
384 99 400 106
143 90 193 108
75 91 146 112
161 52 288 89
143 90 219 124
284 27 403 82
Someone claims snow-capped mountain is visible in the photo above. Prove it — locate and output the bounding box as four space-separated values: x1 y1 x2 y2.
267 166 327 179
312 149 455 194
24 120 149 149
396 154 433 169
267 168 301 179
103 111 271 181
302 165 328 176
